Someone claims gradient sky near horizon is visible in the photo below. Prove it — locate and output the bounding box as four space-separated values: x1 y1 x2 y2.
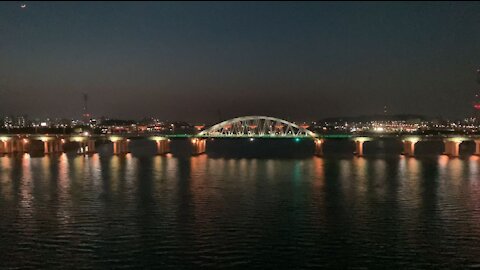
1 2 480 122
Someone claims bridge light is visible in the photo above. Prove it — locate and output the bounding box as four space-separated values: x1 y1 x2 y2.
354 137 371 143
294 138 301 143
249 138 255 142
151 136 166 141
403 136 420 144
71 136 85 142
110 136 121 142
450 137 466 143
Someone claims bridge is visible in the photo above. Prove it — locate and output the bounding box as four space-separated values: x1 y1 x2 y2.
0 115 480 158
197 116 316 138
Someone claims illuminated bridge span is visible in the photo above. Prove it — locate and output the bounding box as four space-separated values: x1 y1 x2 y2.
198 116 317 138
2 116 480 158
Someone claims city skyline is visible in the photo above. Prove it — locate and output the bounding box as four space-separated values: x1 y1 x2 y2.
1 2 480 121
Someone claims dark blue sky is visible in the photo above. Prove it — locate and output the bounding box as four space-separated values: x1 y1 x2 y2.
1 2 480 122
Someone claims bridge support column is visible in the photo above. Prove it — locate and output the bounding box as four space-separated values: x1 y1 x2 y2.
155 139 170 155
43 140 53 154
475 140 480 156
113 139 129 155
0 140 5 155
124 140 130 154
1 139 13 155
191 138 206 156
44 139 63 154
7 140 13 154
354 140 364 157
314 139 324 156
23 139 31 153
77 142 86 154
402 140 417 157
13 138 25 153
55 139 64 153
86 139 96 154
444 140 461 157
10 138 28 154
113 141 119 155
353 137 371 157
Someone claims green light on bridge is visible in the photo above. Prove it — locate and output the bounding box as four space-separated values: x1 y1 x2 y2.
294 138 301 143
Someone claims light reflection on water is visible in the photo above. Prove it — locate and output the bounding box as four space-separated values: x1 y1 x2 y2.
0 154 480 268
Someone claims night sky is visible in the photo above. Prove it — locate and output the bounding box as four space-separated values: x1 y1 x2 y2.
1 2 480 122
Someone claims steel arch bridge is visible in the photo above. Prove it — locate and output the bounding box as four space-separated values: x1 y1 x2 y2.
198 116 317 138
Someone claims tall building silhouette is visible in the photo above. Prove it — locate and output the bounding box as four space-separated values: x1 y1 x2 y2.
82 93 91 124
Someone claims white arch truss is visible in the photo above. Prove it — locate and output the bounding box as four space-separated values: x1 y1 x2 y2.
198 116 317 138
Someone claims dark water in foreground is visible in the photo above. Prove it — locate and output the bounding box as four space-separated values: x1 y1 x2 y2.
1 140 480 268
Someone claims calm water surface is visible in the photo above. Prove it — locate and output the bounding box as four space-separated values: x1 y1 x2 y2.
1 142 480 268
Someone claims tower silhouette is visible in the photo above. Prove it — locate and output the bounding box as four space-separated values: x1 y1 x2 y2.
82 93 91 124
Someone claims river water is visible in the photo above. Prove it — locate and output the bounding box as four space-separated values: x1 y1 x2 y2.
1 140 480 268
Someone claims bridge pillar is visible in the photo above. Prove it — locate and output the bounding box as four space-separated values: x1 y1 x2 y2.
353 137 371 157
314 139 324 156
191 138 206 156
43 140 53 154
402 140 417 157
77 142 87 154
444 140 461 157
113 140 121 155
7 140 13 154
0 139 13 155
13 138 24 153
55 139 64 153
475 140 480 156
86 139 96 154
155 139 170 155
10 138 28 154
124 139 130 154
354 140 366 157
44 139 63 154
113 141 119 155
23 139 31 153
113 139 129 155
